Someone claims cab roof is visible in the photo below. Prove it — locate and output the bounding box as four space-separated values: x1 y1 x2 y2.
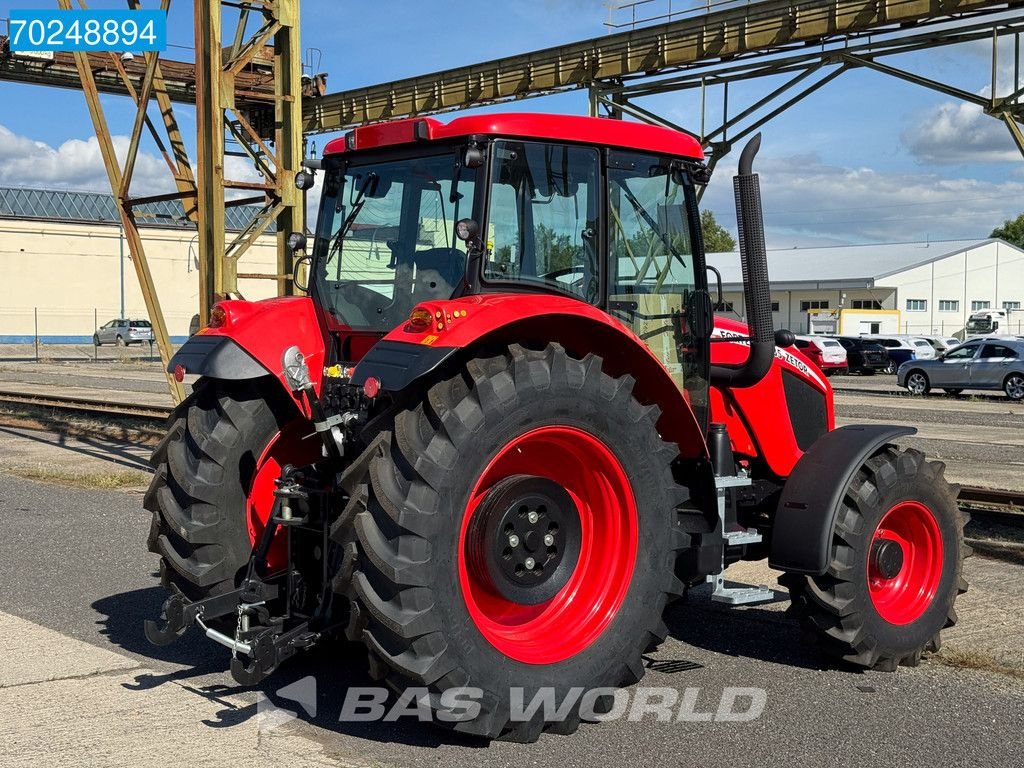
322 113 704 160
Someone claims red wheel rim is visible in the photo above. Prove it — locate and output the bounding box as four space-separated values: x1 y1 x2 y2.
247 421 321 572
458 426 638 665
868 501 944 625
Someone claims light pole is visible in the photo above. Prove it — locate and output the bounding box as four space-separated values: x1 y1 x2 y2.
119 223 125 320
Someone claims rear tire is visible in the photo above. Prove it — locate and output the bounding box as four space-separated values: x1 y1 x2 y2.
942 388 963 396
782 447 967 670
343 343 688 741
1004 373 1024 401
144 378 306 602
883 360 897 375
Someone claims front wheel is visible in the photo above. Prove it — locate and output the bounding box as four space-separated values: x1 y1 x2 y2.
905 371 930 395
1005 373 1024 401
782 447 967 670
93 333 101 346
343 344 689 741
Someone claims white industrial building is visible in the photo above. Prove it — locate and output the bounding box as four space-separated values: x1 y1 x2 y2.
2 185 1022 343
0 186 278 342
710 238 1024 337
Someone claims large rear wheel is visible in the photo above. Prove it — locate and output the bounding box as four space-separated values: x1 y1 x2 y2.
144 378 318 603
343 344 689 741
782 447 967 670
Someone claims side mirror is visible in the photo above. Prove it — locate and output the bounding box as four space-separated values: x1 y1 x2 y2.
774 329 796 348
706 265 724 308
287 231 307 253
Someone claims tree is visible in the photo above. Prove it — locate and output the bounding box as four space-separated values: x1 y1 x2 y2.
701 209 736 252
991 213 1024 249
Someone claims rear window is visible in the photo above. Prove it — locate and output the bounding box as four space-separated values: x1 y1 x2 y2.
913 340 930 347
130 321 151 327
822 340 841 348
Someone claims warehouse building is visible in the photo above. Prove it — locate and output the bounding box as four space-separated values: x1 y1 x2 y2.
0 186 278 342
2 186 1023 343
710 238 1024 337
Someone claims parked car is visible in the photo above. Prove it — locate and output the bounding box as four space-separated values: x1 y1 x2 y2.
834 337 890 374
862 335 936 373
794 335 848 375
898 338 1024 400
919 335 962 354
93 318 154 346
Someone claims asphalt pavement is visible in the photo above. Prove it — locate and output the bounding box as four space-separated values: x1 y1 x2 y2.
0 474 1021 767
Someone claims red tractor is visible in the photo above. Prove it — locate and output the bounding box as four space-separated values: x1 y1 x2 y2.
144 114 967 741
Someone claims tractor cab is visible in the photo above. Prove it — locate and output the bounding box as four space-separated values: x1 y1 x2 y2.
308 114 712 417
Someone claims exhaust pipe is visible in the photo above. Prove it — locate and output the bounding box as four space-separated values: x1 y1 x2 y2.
709 134 775 389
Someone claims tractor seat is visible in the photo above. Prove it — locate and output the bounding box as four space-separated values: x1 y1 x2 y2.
411 247 466 301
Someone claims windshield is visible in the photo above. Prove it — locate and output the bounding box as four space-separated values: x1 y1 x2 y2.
311 151 476 331
966 318 994 332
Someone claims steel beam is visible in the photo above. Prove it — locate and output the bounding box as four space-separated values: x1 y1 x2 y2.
193 0 305 320
57 0 186 403
304 0 1024 133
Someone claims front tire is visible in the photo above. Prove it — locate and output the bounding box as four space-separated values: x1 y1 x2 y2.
782 447 967 670
905 371 930 395
344 344 688 741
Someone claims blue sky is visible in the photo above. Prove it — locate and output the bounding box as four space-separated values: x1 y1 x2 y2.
1 0 1022 247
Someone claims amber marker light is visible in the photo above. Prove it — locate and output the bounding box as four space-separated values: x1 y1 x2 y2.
209 305 228 328
408 307 432 331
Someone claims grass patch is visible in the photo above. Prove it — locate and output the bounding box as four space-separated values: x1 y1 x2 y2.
935 647 1024 680
7 466 151 490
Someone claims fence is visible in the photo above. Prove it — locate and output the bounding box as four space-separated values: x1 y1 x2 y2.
0 306 195 362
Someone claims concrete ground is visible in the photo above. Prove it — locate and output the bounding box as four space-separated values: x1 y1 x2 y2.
0 427 1022 766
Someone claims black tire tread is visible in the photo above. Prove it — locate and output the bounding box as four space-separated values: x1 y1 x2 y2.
782 446 968 670
341 343 688 740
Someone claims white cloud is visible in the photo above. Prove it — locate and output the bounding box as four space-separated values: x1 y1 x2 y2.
0 124 175 195
699 152 1024 246
901 101 1020 164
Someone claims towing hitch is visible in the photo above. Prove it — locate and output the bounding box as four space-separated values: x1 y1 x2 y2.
144 462 339 686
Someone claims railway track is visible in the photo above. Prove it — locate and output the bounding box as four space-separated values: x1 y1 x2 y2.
0 389 172 421
1 389 1022 528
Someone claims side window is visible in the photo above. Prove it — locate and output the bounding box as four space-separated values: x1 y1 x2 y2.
946 345 978 360
485 141 600 302
981 344 1017 359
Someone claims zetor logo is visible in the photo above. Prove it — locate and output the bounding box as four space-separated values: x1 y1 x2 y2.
257 680 767 729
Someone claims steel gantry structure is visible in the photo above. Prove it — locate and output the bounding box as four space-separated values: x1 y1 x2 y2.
3 0 1023 402
2 0 315 401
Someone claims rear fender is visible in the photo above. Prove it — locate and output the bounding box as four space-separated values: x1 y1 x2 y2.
768 424 916 575
168 297 325 416
353 294 709 460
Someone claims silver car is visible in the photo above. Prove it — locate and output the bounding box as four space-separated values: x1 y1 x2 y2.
93 318 154 346
897 338 1024 400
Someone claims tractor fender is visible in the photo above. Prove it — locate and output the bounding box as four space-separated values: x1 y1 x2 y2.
768 424 916 575
353 293 709 459
167 297 325 415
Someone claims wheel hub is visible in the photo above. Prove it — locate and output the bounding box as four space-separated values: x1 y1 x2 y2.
871 538 904 580
468 474 581 605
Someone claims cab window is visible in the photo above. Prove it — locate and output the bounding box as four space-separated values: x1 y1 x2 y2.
484 141 600 303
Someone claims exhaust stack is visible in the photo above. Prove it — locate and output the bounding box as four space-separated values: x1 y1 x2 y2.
709 134 775 389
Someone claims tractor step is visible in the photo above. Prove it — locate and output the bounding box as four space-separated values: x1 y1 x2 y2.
706 472 775 605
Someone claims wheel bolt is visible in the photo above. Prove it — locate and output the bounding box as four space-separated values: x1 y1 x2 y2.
543 534 554 547
527 511 539 524
524 557 536 570
508 534 520 548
